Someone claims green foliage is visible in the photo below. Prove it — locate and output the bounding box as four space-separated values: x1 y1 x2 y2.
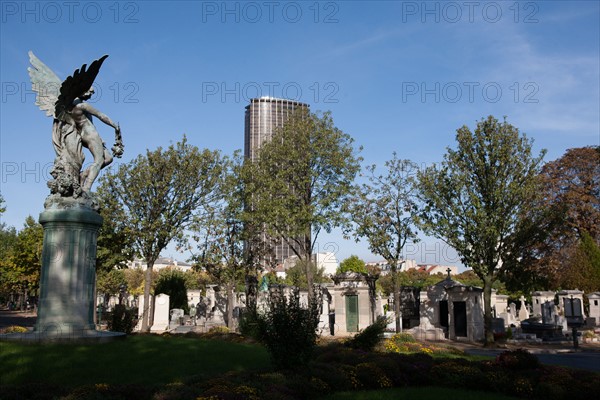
238 309 263 341
0 216 43 301
495 349 540 370
123 267 148 297
99 135 223 331
107 304 137 334
255 286 322 370
346 316 389 351
338 255 367 274
95 189 135 273
349 154 420 332
251 109 362 294
96 268 126 297
416 116 546 344
285 259 331 289
0 223 18 301
155 268 189 312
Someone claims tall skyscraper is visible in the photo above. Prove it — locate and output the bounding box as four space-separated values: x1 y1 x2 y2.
244 96 310 161
244 97 310 264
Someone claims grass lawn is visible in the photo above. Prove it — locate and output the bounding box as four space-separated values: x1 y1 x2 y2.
324 387 520 400
0 334 270 387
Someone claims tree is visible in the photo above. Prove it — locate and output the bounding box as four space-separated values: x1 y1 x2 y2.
155 267 189 312
123 268 147 298
0 222 17 304
284 258 330 289
349 154 420 332
2 216 43 309
191 152 271 327
98 136 223 331
95 187 136 273
96 268 126 306
523 146 600 290
416 116 545 345
252 109 361 300
338 255 367 274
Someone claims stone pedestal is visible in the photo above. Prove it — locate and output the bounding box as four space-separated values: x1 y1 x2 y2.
34 208 102 338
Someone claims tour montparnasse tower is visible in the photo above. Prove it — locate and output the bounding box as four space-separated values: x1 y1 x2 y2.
244 97 310 264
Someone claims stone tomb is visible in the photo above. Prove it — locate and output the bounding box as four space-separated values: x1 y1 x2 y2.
557 290 585 327
414 274 484 341
587 292 600 326
532 291 555 317
330 272 377 334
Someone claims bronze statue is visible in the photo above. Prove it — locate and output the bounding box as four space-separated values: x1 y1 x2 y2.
28 51 123 208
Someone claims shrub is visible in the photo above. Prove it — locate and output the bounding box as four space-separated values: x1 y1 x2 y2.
208 326 230 334
495 349 540 370
255 285 322 371
2 325 28 334
238 310 263 341
107 304 137 334
346 316 389 351
155 268 189 313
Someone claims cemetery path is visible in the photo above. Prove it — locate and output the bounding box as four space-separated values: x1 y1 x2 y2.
452 342 600 372
0 309 37 330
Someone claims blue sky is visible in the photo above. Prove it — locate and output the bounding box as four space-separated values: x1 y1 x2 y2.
1 1 599 267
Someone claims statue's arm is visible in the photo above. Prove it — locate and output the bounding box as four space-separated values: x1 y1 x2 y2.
79 103 119 130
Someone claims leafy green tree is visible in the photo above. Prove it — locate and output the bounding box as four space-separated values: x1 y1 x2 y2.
252 109 361 300
377 269 440 295
0 221 17 304
284 258 330 289
337 255 367 274
95 187 135 273
98 136 223 331
155 267 189 312
2 216 43 309
192 152 271 327
96 268 126 306
349 154 420 332
123 267 147 297
416 116 545 345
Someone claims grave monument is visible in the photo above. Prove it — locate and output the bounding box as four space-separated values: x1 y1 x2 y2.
2 52 124 342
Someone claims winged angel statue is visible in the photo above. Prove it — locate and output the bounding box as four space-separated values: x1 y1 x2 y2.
28 51 123 208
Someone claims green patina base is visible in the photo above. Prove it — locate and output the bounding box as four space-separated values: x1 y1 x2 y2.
11 207 123 342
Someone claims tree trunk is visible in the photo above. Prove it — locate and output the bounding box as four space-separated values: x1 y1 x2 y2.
304 231 314 301
392 269 401 332
141 262 154 332
226 283 234 330
483 275 495 346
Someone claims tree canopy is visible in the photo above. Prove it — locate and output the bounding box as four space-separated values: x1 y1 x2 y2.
338 255 367 274
349 154 420 331
251 109 361 298
98 136 223 331
416 116 545 344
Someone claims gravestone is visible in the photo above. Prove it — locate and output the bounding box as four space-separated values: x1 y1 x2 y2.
541 301 556 325
151 294 170 332
169 308 184 329
518 296 530 321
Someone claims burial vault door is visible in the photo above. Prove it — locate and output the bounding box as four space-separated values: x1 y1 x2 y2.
345 295 359 333
453 301 467 337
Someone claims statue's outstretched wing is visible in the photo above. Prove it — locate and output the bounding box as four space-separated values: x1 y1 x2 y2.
55 54 108 122
27 51 62 117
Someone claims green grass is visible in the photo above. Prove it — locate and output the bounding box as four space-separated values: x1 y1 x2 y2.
323 387 520 400
0 334 270 387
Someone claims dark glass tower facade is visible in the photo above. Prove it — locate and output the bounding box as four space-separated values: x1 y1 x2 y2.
244 97 310 264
